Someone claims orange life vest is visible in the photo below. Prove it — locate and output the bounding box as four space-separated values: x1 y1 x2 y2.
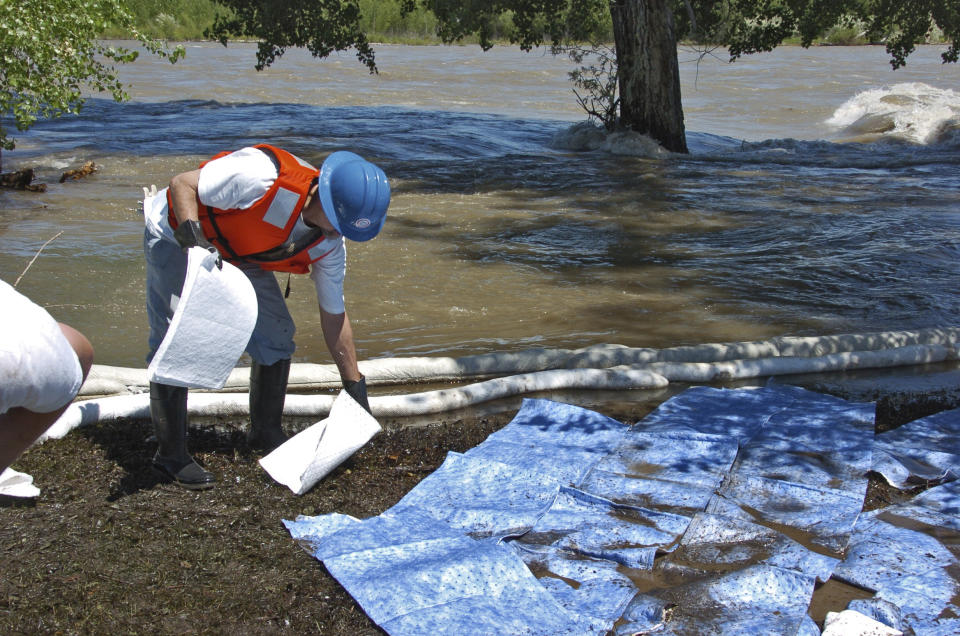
167 144 335 274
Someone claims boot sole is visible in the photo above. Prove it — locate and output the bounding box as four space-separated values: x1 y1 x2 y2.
151 463 216 491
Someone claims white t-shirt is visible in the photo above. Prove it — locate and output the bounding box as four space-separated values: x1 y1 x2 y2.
144 147 346 314
0 280 83 415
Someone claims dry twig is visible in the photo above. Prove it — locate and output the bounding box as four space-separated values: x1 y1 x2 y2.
14 231 63 288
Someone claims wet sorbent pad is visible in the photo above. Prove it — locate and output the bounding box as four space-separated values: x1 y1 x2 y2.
871 407 960 489
283 386 960 635
148 247 258 390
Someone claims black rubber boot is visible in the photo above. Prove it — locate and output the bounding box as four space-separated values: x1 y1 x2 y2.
247 359 291 452
150 382 216 490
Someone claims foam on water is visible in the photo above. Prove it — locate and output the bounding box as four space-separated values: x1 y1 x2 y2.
550 121 672 158
825 82 960 145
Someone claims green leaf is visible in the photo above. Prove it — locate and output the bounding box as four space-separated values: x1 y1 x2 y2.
0 0 184 150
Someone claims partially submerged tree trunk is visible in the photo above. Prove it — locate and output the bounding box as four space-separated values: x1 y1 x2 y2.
59 161 98 183
0 159 95 192
0 168 46 192
610 0 688 153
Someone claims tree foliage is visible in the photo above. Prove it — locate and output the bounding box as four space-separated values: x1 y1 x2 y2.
0 0 184 152
356 0 440 41
868 0 959 67
560 43 620 130
413 0 613 50
687 0 959 68
206 0 378 72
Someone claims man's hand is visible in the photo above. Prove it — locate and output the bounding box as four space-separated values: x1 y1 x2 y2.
174 219 222 269
344 376 371 413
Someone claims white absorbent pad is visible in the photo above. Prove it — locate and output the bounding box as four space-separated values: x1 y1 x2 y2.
147 247 257 389
0 467 41 498
821 610 903 636
260 390 381 495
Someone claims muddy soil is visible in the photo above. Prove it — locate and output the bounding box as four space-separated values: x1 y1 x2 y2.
0 398 940 635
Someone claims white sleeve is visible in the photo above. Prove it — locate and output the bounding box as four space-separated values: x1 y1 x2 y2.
197 147 277 210
0 280 83 415
309 240 346 315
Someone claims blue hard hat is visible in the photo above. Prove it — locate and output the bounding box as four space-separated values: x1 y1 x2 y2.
318 151 390 242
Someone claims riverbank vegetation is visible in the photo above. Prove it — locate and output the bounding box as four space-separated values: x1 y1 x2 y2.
104 0 458 44
108 0 951 48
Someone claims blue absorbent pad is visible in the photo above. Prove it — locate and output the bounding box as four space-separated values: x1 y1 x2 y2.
581 427 738 513
832 479 960 634
676 512 839 582
390 451 562 539
284 388 960 635
515 487 691 569
872 406 960 488
629 564 817 635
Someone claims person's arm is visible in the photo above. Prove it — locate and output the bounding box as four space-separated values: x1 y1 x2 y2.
168 169 202 224
320 308 370 411
320 308 362 382
310 242 369 409
167 168 221 266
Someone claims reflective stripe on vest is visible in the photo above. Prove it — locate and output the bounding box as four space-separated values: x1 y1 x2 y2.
262 187 301 229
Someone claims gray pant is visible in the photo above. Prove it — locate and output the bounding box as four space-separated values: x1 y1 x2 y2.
143 229 296 367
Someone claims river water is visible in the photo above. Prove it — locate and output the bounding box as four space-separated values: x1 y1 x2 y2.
1 43 958 369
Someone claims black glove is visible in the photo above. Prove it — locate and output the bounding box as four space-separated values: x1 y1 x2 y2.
344 375 371 414
174 219 222 269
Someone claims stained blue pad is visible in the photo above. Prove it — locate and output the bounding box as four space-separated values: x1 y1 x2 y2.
509 542 638 626
735 394 874 496
731 437 872 494
872 406 960 488
675 512 839 582
329 531 602 634
845 598 905 633
289 507 460 561
285 398 632 634
833 480 960 634
580 428 738 513
476 398 629 451
284 506 606 634
637 384 786 442
706 472 865 554
911 478 960 517
513 487 691 569
285 388 960 634
699 383 875 554
620 564 817 636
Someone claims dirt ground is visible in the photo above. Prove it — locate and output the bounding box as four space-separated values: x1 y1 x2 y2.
0 393 944 635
